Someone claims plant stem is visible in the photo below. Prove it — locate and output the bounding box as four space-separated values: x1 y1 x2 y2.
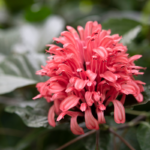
113 135 117 150
56 130 96 150
96 130 99 150
109 128 135 150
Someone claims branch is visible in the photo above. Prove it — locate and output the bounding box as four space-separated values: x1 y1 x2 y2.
56 130 96 150
56 115 145 150
125 109 150 116
109 128 135 150
116 115 146 130
96 130 99 150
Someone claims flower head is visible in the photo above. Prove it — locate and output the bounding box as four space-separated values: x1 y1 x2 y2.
34 21 146 135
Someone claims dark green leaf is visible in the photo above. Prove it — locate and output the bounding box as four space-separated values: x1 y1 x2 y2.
43 128 86 150
119 128 141 150
83 133 96 150
5 99 49 128
99 130 111 150
4 0 34 13
25 5 51 22
83 130 111 150
15 128 47 150
137 122 150 150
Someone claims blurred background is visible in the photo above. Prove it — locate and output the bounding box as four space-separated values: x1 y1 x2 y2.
0 0 150 150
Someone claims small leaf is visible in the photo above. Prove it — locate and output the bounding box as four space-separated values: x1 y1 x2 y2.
25 5 51 22
137 122 150 150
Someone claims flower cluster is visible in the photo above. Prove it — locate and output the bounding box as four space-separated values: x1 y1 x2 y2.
34 21 145 135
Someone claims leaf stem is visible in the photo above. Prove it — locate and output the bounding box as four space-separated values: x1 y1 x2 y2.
116 115 146 130
109 128 135 150
125 109 150 116
96 130 99 150
56 130 96 150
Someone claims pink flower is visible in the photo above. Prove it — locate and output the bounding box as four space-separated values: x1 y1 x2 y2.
33 21 146 135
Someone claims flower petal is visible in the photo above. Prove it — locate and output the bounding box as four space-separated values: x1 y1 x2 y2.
85 92 94 106
74 78 87 91
120 94 126 105
93 92 101 102
98 104 106 111
97 110 106 124
134 93 143 103
121 84 136 95
70 116 84 135
93 47 108 60
129 55 142 63
100 71 118 82
48 105 56 127
80 103 87 112
85 108 99 130
60 95 80 111
50 82 66 93
54 99 61 115
112 100 125 124
33 94 42 100
52 92 67 100
86 70 97 81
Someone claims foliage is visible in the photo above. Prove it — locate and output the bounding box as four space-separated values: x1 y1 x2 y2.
0 0 150 150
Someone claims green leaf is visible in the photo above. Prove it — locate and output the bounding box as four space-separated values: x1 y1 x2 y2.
15 128 47 150
99 130 111 150
137 122 150 150
102 18 141 45
38 127 86 150
83 133 96 150
119 128 141 150
143 86 150 102
0 53 47 94
5 99 49 128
